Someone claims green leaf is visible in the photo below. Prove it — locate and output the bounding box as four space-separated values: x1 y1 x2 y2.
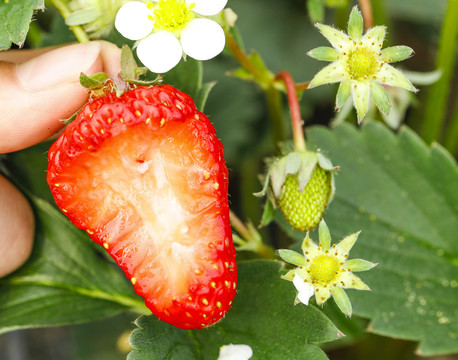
0 0 44 50
0 196 147 334
163 57 202 101
128 260 342 360
297 122 458 356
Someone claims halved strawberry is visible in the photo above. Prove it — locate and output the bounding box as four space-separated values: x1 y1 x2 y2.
47 84 237 329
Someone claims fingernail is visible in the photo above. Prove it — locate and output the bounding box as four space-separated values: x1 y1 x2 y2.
17 42 101 92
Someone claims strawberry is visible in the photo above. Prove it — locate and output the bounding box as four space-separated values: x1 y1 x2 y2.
277 165 332 231
256 150 337 232
47 84 237 330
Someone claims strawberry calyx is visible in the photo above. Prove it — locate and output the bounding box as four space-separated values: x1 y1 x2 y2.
64 45 161 125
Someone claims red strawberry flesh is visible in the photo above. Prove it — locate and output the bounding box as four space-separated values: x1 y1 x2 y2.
47 85 237 329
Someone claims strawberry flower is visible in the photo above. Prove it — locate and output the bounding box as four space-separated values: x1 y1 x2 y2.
307 6 417 122
115 0 227 73
217 344 253 360
278 220 376 316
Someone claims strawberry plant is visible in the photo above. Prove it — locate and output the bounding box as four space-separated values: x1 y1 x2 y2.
0 0 457 359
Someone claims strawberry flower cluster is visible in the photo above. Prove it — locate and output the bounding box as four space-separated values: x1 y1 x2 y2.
115 0 227 73
307 6 417 122
278 220 376 316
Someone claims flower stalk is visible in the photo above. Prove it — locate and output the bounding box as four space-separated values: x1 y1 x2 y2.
51 0 90 43
275 71 306 152
229 210 275 259
358 0 373 29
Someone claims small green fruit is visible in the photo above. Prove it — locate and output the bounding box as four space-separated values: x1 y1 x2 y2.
277 165 332 231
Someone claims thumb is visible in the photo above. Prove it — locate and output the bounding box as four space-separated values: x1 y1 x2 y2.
0 41 119 153
0 174 34 277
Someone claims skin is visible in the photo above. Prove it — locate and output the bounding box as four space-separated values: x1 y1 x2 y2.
0 41 121 277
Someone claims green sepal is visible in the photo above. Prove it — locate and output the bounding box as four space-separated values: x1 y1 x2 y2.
62 106 83 125
280 269 296 281
347 6 363 41
79 72 110 90
66 8 99 26
343 259 378 272
371 81 391 115
332 287 352 317
335 231 361 255
195 81 216 112
277 249 307 267
296 152 318 192
336 80 351 110
379 46 414 63
318 219 331 251
307 46 339 61
260 198 276 227
120 45 150 84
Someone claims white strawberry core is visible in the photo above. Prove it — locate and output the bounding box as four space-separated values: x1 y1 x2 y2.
70 126 221 307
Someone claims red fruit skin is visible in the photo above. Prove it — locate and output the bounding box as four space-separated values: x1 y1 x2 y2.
47 85 237 329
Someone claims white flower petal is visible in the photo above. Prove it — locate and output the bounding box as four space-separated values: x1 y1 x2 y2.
137 32 183 73
187 0 227 16
217 344 253 360
181 19 225 61
293 273 314 305
115 1 154 41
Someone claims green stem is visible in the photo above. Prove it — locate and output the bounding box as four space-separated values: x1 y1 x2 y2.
229 210 275 259
51 0 90 43
224 31 272 89
275 71 306 152
265 86 285 145
229 210 252 240
443 96 458 155
421 0 458 144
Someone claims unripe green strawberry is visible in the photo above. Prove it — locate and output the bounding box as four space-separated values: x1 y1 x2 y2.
277 165 332 231
256 150 337 231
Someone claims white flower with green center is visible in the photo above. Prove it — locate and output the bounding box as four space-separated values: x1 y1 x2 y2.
307 6 417 122
278 220 377 316
115 0 227 73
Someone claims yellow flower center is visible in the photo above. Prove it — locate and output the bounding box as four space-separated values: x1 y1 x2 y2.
309 255 340 284
346 47 379 80
148 0 195 34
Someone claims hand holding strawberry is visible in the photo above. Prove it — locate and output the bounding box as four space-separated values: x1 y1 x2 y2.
0 41 121 278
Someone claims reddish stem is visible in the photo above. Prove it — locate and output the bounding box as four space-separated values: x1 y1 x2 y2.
358 0 374 29
275 71 306 152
